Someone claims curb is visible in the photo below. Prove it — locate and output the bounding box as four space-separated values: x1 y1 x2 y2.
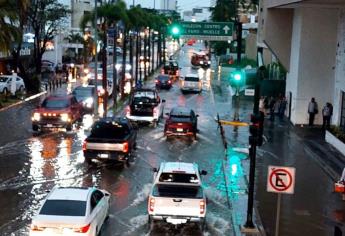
0 91 47 112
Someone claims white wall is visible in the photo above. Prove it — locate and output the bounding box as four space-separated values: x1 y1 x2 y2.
286 7 338 125
334 9 345 126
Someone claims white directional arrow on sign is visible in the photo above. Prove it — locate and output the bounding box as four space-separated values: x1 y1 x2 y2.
223 25 230 34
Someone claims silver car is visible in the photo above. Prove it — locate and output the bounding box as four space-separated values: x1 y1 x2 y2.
0 75 25 94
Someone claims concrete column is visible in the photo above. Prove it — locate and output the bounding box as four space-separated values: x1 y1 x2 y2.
286 7 338 125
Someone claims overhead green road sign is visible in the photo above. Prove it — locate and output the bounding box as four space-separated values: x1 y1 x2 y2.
179 21 234 41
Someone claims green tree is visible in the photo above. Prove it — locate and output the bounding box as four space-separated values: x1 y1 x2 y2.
0 0 18 52
27 0 70 76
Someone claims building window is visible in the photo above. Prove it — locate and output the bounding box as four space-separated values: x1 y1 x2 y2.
341 91 345 128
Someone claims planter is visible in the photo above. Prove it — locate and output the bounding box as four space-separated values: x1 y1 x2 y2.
325 130 345 156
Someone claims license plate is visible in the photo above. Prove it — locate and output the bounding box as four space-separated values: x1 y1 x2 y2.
166 218 187 225
46 124 53 127
176 128 183 132
98 153 109 158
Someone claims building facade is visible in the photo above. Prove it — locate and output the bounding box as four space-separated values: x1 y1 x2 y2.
258 0 345 126
160 0 177 11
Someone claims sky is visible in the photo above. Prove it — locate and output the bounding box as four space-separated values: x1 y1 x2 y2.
124 0 212 11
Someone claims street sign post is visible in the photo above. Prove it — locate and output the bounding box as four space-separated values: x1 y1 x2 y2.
177 21 234 41
267 166 296 236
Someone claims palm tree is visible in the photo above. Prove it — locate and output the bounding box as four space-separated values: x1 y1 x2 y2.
0 0 18 52
80 0 127 116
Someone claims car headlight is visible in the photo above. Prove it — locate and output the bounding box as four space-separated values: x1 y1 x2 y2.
200 61 204 64
208 61 211 64
60 113 70 122
32 112 41 121
126 64 132 70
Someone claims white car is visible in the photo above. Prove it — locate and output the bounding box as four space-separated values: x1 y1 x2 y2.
148 162 207 230
0 75 25 94
30 187 110 236
180 73 202 93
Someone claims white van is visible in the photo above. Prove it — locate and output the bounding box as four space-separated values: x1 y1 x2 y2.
180 73 202 93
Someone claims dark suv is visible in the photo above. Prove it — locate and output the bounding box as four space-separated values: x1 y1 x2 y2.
83 117 137 166
31 95 83 132
164 107 198 140
161 60 179 79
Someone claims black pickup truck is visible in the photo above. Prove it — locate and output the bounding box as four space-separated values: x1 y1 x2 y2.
125 88 165 127
83 117 137 166
161 60 179 79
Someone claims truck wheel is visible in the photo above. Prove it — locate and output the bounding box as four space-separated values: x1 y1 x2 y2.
66 124 73 132
84 157 92 165
32 124 39 132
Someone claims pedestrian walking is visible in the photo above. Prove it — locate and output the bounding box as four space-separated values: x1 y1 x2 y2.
269 96 276 121
279 97 287 120
322 102 333 129
308 97 318 126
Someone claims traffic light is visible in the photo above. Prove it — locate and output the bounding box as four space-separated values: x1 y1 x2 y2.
249 112 264 146
229 69 245 87
169 24 181 39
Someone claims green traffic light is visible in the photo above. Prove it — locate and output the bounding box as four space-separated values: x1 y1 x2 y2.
172 26 180 35
234 73 242 81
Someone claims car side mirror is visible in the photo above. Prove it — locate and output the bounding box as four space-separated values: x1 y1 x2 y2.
162 99 166 103
152 167 158 172
200 170 207 175
104 192 110 197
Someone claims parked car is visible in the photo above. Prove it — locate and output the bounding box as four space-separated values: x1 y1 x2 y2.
83 117 137 166
148 162 207 230
30 186 110 236
191 51 211 68
161 60 179 79
164 107 198 140
180 73 202 94
125 88 165 127
0 75 25 94
31 95 83 132
72 85 96 114
155 75 172 90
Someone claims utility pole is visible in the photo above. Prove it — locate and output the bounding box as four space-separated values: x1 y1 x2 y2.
233 21 242 121
94 0 98 116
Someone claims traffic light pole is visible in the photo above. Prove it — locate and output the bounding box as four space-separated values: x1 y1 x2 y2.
244 135 257 229
233 21 242 122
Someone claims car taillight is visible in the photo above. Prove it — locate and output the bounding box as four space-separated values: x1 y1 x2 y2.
149 197 155 212
168 80 172 84
125 105 131 116
74 223 91 233
82 141 87 151
31 224 44 231
153 107 158 117
200 200 205 214
122 142 129 153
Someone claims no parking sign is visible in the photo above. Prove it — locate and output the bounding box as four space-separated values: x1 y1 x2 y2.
267 166 296 194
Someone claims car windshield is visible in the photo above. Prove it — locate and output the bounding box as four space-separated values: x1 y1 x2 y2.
39 200 86 216
73 88 93 99
0 77 9 83
133 91 155 103
158 76 169 81
152 185 203 198
159 173 199 184
90 121 129 139
185 77 199 82
42 99 70 109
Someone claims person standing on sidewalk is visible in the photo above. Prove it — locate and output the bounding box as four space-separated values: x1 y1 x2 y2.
279 96 287 120
269 96 276 121
322 102 333 129
308 97 318 126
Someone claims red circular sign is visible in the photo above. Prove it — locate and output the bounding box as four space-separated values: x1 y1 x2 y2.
269 168 293 192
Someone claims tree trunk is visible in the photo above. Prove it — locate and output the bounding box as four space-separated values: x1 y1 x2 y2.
135 32 139 86
102 27 108 117
121 30 127 99
144 33 147 80
147 29 151 75
112 26 118 111
151 31 154 73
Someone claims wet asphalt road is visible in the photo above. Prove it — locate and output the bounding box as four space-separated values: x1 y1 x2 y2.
0 41 344 236
0 42 238 236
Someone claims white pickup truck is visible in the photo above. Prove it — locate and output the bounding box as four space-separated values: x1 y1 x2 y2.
148 162 207 230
